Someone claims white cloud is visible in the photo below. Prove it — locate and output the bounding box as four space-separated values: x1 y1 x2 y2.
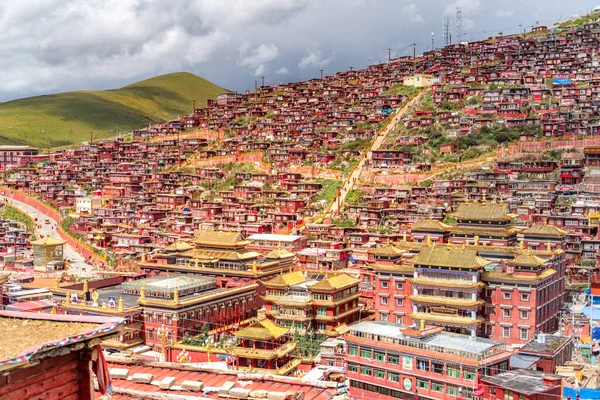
444 0 481 15
238 43 280 76
298 50 334 69
276 67 290 75
495 9 514 17
404 4 424 23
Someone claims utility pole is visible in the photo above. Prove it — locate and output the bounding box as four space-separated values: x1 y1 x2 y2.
431 32 435 52
456 7 463 44
320 69 324 79
412 43 417 62
388 48 391 62
261 76 265 87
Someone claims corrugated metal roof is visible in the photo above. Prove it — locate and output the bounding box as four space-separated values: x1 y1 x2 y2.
100 363 337 399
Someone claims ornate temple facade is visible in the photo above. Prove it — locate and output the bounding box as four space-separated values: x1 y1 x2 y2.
262 271 361 336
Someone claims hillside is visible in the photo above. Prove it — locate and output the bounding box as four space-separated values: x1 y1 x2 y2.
0 72 226 148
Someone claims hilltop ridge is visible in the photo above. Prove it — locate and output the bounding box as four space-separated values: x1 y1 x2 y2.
0 72 226 148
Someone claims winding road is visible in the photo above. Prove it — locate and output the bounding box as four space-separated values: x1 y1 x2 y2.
327 90 426 217
1 195 94 277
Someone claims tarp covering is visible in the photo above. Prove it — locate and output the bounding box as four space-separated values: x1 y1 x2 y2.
553 78 571 85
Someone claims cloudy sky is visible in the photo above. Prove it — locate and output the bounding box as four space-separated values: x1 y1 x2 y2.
0 0 598 101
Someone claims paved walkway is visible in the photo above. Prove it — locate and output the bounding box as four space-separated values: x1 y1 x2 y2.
1 196 94 277
327 90 426 216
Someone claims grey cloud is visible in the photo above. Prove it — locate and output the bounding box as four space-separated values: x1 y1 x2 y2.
0 0 597 100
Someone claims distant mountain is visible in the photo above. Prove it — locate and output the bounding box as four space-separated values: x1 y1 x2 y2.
0 72 226 148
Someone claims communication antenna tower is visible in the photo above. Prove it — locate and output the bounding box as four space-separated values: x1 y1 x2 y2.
443 17 452 47
456 7 463 43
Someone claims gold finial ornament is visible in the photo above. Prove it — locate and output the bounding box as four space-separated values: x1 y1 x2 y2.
546 241 552 252
83 280 89 293
420 319 425 330
140 286 146 299
118 297 124 312
174 290 179 304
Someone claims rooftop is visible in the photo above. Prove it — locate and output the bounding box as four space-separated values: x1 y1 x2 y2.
482 370 562 395
121 274 217 294
453 201 511 222
346 321 506 360
247 233 305 242
0 310 123 369
519 334 572 355
413 246 491 269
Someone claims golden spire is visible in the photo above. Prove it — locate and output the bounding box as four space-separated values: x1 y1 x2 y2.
420 319 425 330
140 286 146 299
499 197 504 204
473 235 479 246
519 240 524 250
465 195 470 204
482 193 487 204
386 238 391 246
546 240 552 252
118 297 124 312
426 235 432 247
83 280 89 293
51 306 56 314
54 278 59 289
403 231 407 242
174 290 179 304
252 259 258 274
66 292 72 304
141 253 146 263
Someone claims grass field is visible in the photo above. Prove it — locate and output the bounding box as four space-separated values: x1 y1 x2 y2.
0 72 226 147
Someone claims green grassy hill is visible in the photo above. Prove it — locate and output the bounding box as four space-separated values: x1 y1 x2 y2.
0 72 227 148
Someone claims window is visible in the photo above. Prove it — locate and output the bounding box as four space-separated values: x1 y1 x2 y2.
396 282 404 290
416 379 429 389
348 346 358 356
432 382 444 393
360 349 372 358
520 310 529 319
520 328 529 341
504 390 514 400
432 362 444 374
374 369 385 379
374 351 385 362
380 313 388 322
360 366 372 376
380 296 388 305
503 308 512 318
417 359 429 371
447 366 460 378
348 364 358 373
447 386 460 396
502 326 511 338
520 293 530 301
388 372 399 382
317 307 327 316
502 291 512 300
381 281 389 289
518 394 526 400
395 297 404 307
388 354 400 364
463 370 476 381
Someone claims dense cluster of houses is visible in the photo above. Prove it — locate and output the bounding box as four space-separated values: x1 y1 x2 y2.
5 13 600 400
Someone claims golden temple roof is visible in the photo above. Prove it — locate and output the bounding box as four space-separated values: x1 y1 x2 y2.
0 272 10 286
413 246 491 269
411 219 451 231
453 202 511 222
310 273 360 291
369 263 414 273
509 252 547 267
482 268 556 282
522 224 569 237
164 241 193 251
263 271 306 287
265 248 295 259
408 295 486 308
368 244 405 257
233 318 289 340
30 237 66 246
193 230 251 247
409 312 485 326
